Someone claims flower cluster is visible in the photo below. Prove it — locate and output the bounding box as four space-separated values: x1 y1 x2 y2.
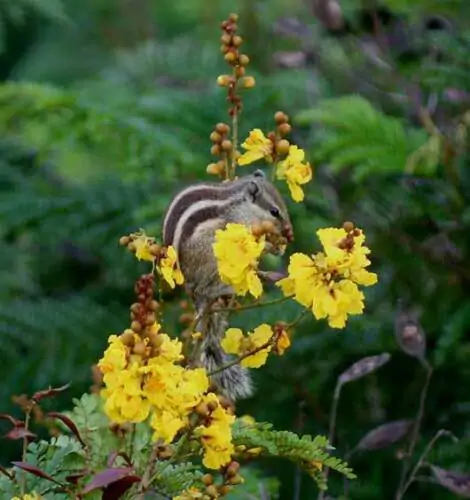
213 223 265 298
277 223 378 328
237 114 313 202
119 232 184 289
221 323 291 369
98 274 235 469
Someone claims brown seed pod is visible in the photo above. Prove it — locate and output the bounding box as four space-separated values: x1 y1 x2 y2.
431 465 470 497
355 420 412 451
338 353 391 385
394 307 426 360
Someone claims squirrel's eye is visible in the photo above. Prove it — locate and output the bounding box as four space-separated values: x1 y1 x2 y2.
270 207 280 218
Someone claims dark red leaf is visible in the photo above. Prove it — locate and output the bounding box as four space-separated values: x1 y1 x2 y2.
32 383 71 403
107 451 133 468
47 412 86 447
0 414 23 427
103 476 141 500
5 427 37 440
82 468 139 494
12 461 61 484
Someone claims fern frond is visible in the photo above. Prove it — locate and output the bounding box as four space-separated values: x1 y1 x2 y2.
296 95 430 179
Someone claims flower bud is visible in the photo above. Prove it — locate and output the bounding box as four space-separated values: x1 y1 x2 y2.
202 473 214 486
224 52 237 64
206 485 219 498
149 300 160 311
220 33 231 45
240 76 256 88
217 74 231 87
133 341 146 355
229 13 239 22
226 461 240 477
119 236 130 246
220 44 229 54
127 242 136 253
131 320 142 333
238 54 249 66
235 66 246 77
221 139 233 151
274 111 288 124
207 163 223 175
278 122 292 135
276 139 290 155
195 402 210 417
120 331 135 346
211 144 221 156
210 131 222 142
149 244 161 256
232 35 242 47
343 221 355 232
216 123 230 134
207 400 218 412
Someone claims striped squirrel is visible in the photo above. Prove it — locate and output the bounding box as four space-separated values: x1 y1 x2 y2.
162 170 292 400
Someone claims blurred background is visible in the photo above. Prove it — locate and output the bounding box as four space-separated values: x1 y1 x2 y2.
1 0 470 498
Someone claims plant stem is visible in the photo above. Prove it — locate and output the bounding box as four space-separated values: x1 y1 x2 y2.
138 442 160 496
399 430 457 498
20 409 31 494
317 381 342 500
212 295 290 313
395 361 433 499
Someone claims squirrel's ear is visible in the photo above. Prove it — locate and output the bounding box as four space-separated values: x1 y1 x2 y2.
245 179 260 201
253 169 266 178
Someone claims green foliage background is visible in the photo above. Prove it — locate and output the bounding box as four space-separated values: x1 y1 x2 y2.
1 0 470 498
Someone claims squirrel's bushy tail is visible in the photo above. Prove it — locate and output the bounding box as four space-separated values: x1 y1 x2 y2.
196 308 252 401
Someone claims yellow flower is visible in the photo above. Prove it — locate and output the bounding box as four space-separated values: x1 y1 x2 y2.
97 335 127 374
221 324 273 368
276 145 312 202
148 333 184 364
238 129 273 165
277 226 377 329
150 409 185 444
275 328 291 355
213 223 265 298
12 494 43 500
196 393 235 470
133 234 155 262
159 246 184 288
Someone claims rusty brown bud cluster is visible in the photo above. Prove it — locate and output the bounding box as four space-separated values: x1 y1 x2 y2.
337 221 362 252
218 13 255 96
207 122 232 177
116 274 165 361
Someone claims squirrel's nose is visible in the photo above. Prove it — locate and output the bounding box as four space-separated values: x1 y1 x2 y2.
283 224 294 243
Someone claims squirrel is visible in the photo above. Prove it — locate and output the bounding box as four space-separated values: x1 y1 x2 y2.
162 170 293 400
